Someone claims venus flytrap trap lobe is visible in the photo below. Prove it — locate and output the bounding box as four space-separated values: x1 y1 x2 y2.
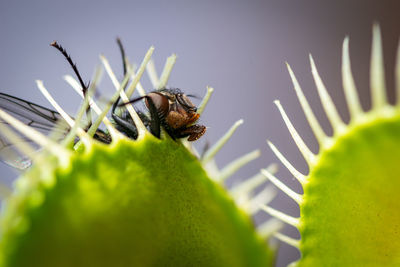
264 24 400 266
0 43 277 266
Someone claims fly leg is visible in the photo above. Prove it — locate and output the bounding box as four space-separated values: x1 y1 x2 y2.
174 124 206 141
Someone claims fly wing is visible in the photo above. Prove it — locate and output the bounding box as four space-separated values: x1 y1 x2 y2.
0 93 69 134
0 137 33 169
0 93 70 169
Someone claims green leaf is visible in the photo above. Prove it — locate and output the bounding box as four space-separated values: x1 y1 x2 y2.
299 113 400 266
0 135 274 267
270 25 400 266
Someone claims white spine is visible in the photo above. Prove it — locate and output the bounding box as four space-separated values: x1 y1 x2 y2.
146 58 160 88
395 38 400 105
0 109 69 160
86 67 134 139
247 185 277 214
202 119 243 163
0 122 37 160
230 163 277 196
125 46 155 98
158 54 177 89
219 150 260 181
100 56 147 139
274 232 300 248
260 204 300 227
286 63 327 145
36 81 91 146
261 169 302 204
63 75 120 139
197 86 214 115
274 100 316 165
126 60 147 96
63 69 99 147
309 55 346 135
267 141 306 185
370 24 387 110
342 37 363 121
257 219 283 239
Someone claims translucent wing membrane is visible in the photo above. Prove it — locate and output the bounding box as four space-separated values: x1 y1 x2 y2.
0 93 69 134
0 93 70 169
0 137 32 169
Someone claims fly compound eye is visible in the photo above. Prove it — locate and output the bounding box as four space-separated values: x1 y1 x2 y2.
176 94 196 112
145 93 170 117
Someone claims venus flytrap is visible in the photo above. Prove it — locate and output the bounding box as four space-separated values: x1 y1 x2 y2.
264 25 400 266
4 23 396 266
0 46 276 266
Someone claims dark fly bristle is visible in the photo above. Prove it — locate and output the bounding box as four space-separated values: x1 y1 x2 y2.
50 41 87 94
51 41 92 126
116 37 127 76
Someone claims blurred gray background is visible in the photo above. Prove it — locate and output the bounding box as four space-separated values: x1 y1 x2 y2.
0 0 399 266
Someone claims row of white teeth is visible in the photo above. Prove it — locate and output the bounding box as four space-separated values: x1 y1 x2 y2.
1 24 397 251
0 43 271 234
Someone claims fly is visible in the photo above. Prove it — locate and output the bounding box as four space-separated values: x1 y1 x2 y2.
0 40 206 169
